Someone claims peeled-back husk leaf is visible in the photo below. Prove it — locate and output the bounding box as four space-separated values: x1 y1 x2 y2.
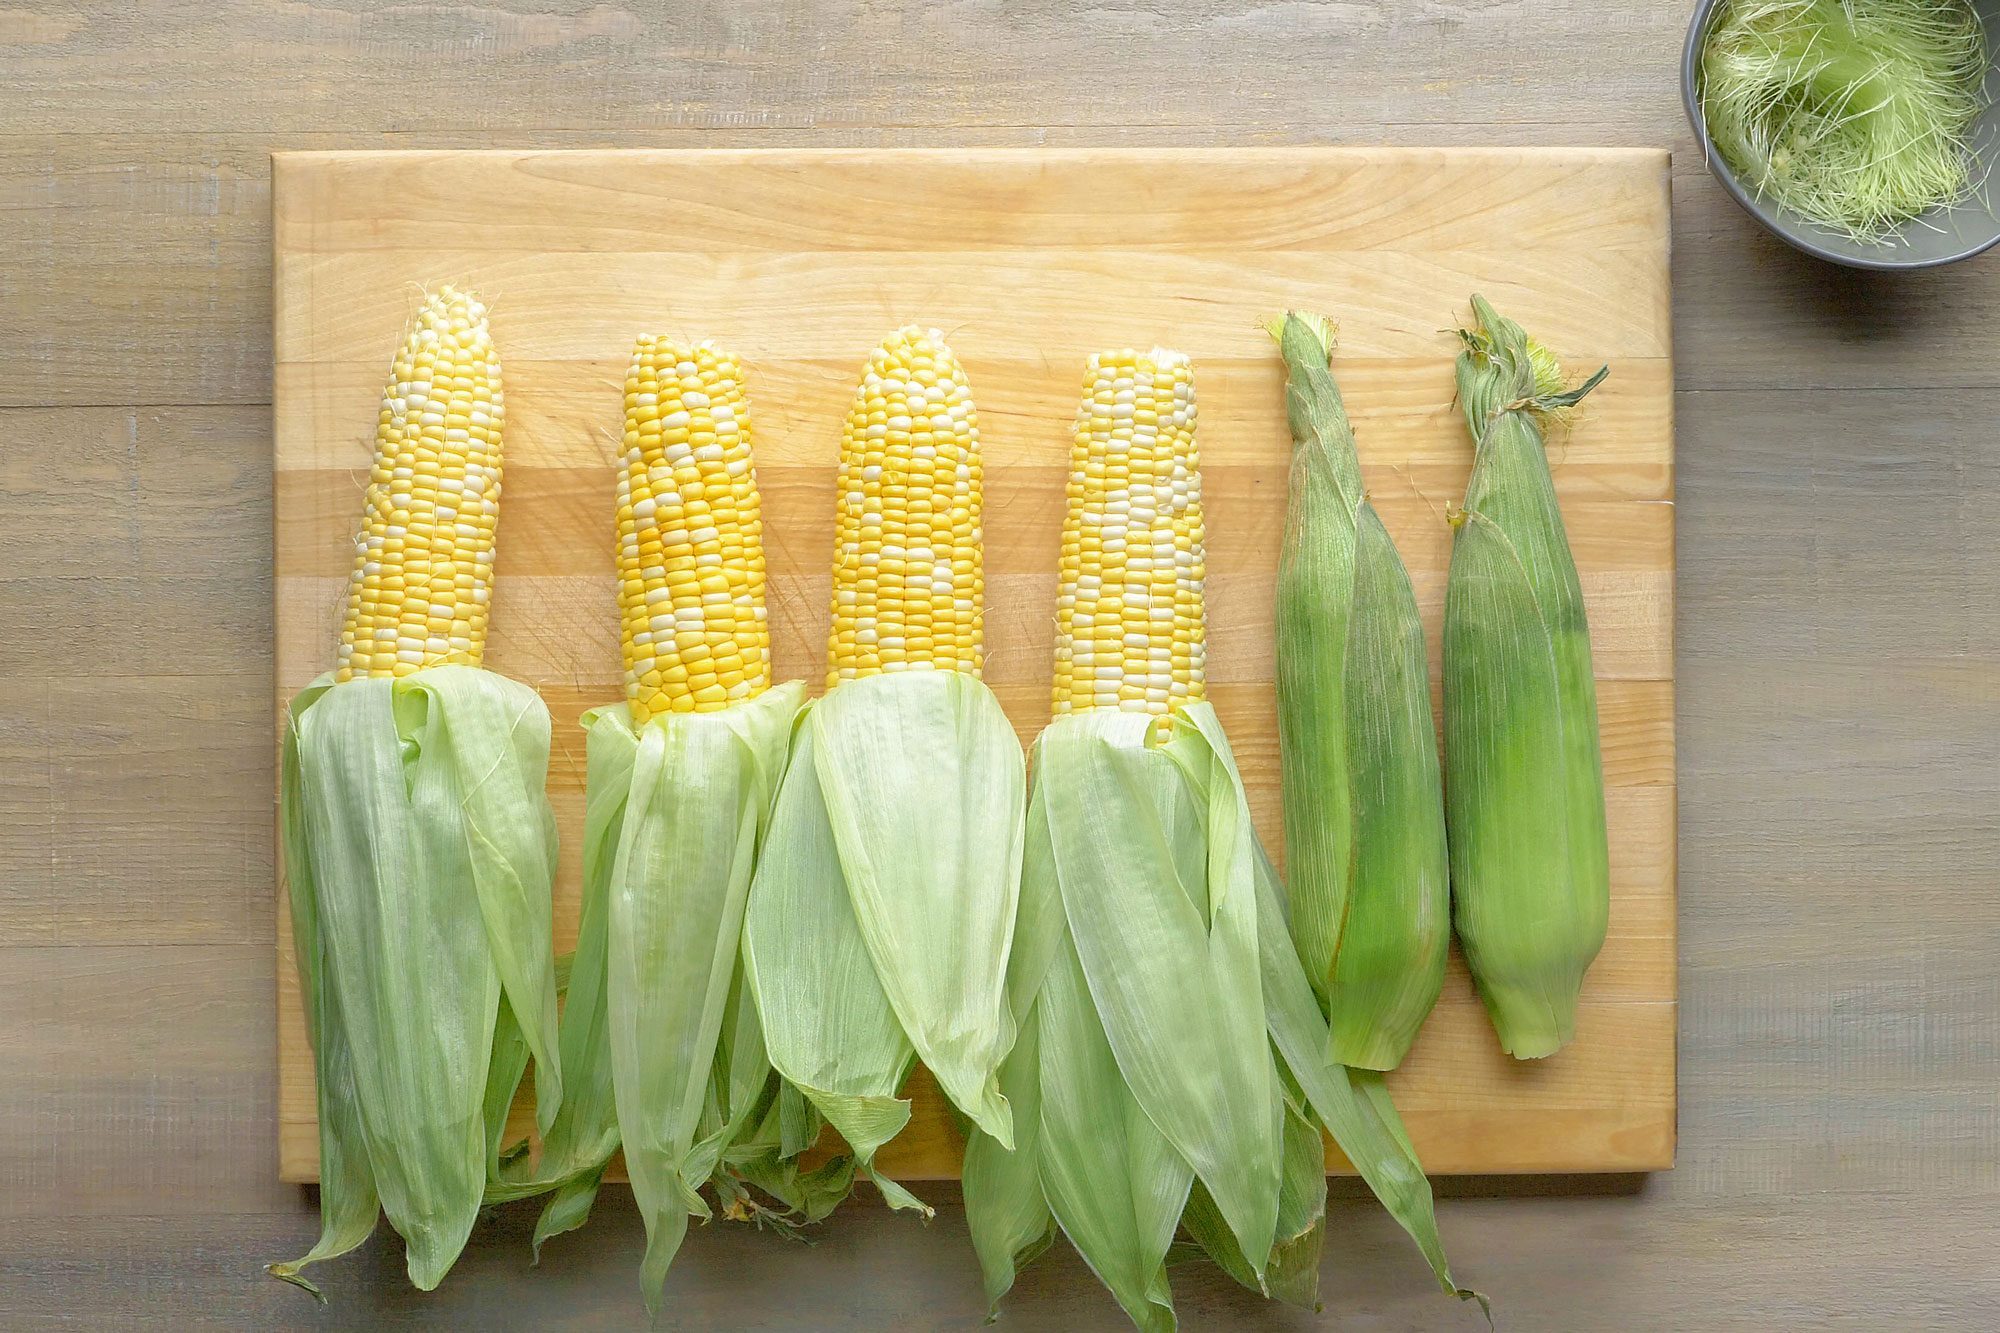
1248 840 1486 1318
1036 927 1192 1333
270 679 379 1299
1177 1090 1328 1311
741 706 927 1215
807 670 1024 1147
481 698 638 1248
963 747 1064 1313
968 705 1293 1329
1271 309 1449 1072
1040 706 1280 1274
597 682 803 1310
1447 295 1610 1060
270 665 562 1294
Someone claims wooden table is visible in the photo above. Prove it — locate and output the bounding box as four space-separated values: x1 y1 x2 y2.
4 5 1996 1327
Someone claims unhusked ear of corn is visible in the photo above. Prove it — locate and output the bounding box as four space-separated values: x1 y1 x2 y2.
338 286 503 680
274 287 564 1296
745 327 1024 1216
482 337 807 1310
1444 294 1611 1060
1268 312 1449 1073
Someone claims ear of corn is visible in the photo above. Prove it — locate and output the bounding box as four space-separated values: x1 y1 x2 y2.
746 327 1025 1212
1051 349 1204 724
1269 311 1449 1072
966 348 1477 1328
971 350 1286 1327
274 288 564 1295
338 287 503 681
618 337 772 720
1444 295 1610 1060
828 326 984 683
484 339 806 1311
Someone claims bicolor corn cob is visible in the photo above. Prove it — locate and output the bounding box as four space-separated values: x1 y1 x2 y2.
1051 348 1205 724
1443 295 1610 1060
337 286 503 680
828 327 984 685
616 337 772 723
1269 311 1448 1073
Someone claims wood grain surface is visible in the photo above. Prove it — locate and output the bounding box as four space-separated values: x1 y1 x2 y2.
271 146 1677 1183
4 3 1997 1329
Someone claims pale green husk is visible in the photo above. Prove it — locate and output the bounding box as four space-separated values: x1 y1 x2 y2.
272 665 563 1295
966 703 1479 1328
1698 0 1987 243
743 669 1025 1211
485 684 808 1312
1445 296 1611 1061
1268 311 1451 1072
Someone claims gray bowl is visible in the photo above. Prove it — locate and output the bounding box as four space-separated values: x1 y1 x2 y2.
1682 0 2000 269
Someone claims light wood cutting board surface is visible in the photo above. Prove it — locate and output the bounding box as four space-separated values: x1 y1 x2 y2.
273 147 1675 1181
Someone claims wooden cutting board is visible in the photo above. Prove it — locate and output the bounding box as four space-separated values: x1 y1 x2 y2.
273 147 1675 1182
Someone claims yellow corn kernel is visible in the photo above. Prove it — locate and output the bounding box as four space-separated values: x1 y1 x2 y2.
827 327 984 685
337 286 503 681
1051 349 1204 724
617 337 772 722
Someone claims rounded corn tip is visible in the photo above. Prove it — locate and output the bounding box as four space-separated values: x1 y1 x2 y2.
336 284 503 681
1052 347 1205 726
827 326 985 686
618 336 771 721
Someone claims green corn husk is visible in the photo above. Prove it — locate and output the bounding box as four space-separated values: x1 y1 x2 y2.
1444 295 1611 1060
967 705 1482 1328
486 684 807 1312
272 664 563 1295
1268 311 1451 1072
742 669 1025 1212
601 682 809 1309
967 704 1278 1329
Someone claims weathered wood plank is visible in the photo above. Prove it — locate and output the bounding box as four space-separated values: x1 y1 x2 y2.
0 406 273 945
0 946 292 1218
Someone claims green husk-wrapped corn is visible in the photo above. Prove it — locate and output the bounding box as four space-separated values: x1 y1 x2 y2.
1269 312 1450 1072
1443 295 1610 1060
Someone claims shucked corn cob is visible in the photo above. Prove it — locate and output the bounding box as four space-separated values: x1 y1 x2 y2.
539 336 808 1311
277 287 565 1296
1052 349 1205 725
337 286 503 681
971 347 1289 1327
745 325 1023 1184
618 337 772 721
1443 295 1610 1060
829 327 984 684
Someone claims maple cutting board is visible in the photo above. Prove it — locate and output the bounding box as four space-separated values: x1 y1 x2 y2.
273 147 1675 1182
